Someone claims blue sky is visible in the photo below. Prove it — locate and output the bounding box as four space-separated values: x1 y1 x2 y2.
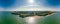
0 0 60 11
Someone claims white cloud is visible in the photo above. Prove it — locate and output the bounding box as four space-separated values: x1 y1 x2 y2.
5 0 60 11
0 8 4 11
6 5 57 11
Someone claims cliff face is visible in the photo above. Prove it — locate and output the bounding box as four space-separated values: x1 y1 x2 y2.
12 11 55 18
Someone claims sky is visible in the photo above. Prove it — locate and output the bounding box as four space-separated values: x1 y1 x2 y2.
0 0 60 11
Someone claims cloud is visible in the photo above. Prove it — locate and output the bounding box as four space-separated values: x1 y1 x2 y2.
5 0 60 11
0 8 4 11
6 5 57 11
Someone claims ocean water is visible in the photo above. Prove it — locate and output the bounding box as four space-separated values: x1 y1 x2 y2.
0 11 60 24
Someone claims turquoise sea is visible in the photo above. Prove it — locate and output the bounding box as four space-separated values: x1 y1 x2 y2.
0 11 60 24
